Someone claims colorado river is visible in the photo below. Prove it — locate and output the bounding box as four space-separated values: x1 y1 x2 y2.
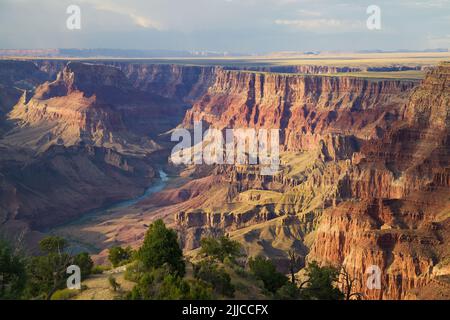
49 169 170 253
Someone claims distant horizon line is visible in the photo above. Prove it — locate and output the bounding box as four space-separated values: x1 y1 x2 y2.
0 47 448 59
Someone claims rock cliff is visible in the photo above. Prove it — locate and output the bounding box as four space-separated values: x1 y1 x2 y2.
6 62 185 154
172 64 449 299
184 69 417 150
307 63 450 299
0 62 185 240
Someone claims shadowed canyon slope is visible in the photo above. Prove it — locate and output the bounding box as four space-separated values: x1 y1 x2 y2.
0 61 186 236
0 59 449 299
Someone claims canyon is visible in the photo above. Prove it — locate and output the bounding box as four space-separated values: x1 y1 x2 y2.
0 58 448 299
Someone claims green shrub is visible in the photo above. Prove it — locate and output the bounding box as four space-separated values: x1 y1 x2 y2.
128 266 211 300
200 236 242 263
91 265 111 274
299 261 344 300
186 279 214 300
73 252 94 277
193 260 235 297
233 264 251 279
0 239 27 299
233 281 250 294
108 275 121 292
275 282 301 300
50 288 79 300
24 236 72 299
248 256 288 294
108 246 133 267
124 261 146 282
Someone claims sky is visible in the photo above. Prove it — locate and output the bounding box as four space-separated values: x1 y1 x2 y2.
0 0 449 53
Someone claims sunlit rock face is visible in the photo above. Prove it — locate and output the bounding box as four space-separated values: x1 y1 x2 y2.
173 64 449 299
308 63 450 299
183 68 417 150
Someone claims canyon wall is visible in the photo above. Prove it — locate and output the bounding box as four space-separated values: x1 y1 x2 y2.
0 61 184 240
31 60 218 104
107 63 218 103
184 68 418 150
214 64 425 74
173 64 449 299
309 63 450 299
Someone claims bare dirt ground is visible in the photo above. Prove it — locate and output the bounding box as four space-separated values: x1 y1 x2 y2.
73 266 134 300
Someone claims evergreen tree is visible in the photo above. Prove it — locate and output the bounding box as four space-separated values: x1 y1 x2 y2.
248 256 288 293
108 246 133 267
25 236 72 300
73 252 93 277
193 260 235 297
199 235 242 263
300 261 344 300
0 239 27 299
138 219 185 276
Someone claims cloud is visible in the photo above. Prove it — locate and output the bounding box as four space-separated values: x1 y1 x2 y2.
92 1 164 30
274 18 364 32
0 0 449 52
297 9 322 17
400 0 450 8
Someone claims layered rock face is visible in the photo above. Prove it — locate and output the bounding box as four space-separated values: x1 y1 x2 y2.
0 60 49 89
6 62 185 154
305 63 450 299
184 69 417 150
108 63 218 103
172 64 449 299
173 70 417 256
175 68 418 247
0 60 52 134
220 64 425 74
225 65 363 74
31 60 218 103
